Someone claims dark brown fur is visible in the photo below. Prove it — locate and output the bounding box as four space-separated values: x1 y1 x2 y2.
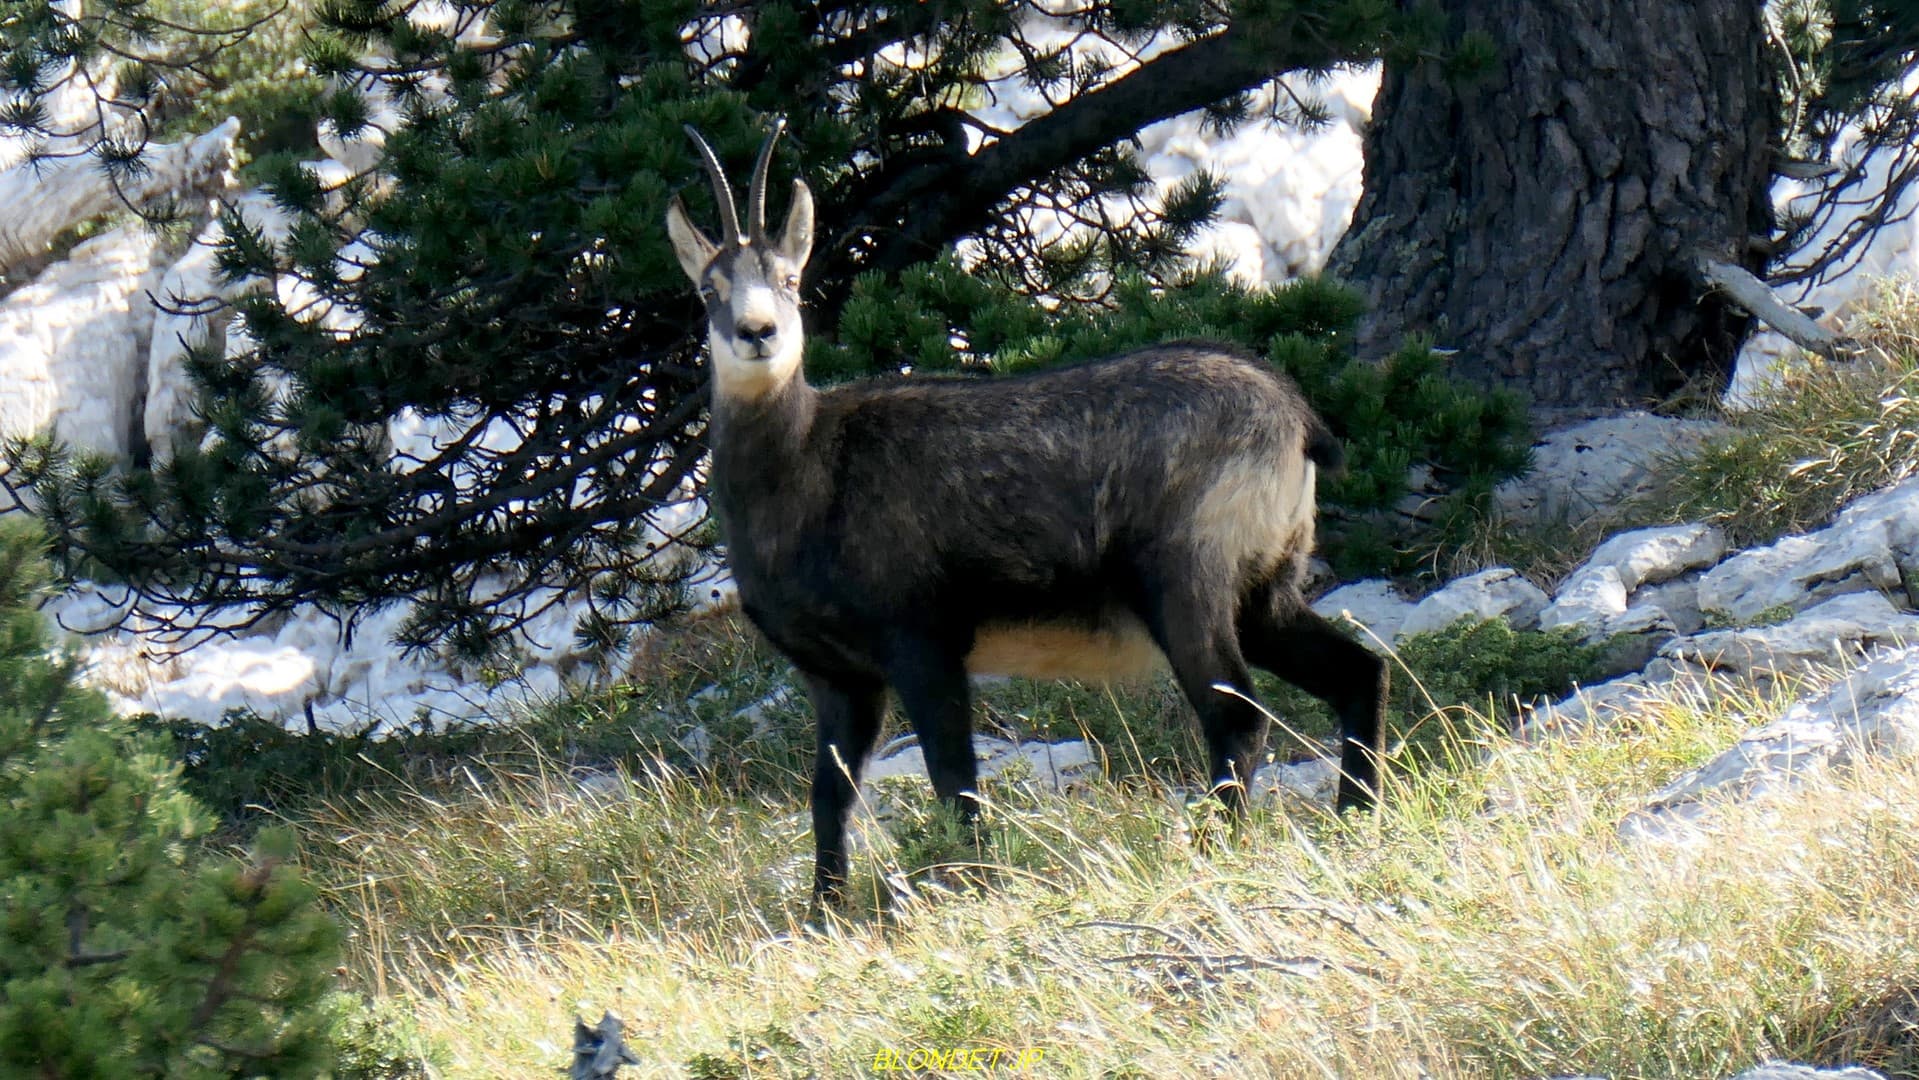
708 342 1388 905
668 123 1385 908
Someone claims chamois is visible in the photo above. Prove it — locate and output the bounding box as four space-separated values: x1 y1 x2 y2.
666 119 1388 906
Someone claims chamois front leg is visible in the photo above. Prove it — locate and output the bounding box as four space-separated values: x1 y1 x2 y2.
1237 594 1388 811
803 671 887 908
883 638 982 827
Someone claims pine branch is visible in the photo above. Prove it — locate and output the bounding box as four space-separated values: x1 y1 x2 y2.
824 15 1369 289
1695 257 1855 358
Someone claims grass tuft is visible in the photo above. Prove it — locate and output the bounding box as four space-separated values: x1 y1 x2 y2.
1652 280 1919 548
285 662 1919 1078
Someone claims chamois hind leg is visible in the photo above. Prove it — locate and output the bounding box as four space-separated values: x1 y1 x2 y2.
1140 578 1270 816
1236 585 1388 811
802 670 888 908
882 638 981 825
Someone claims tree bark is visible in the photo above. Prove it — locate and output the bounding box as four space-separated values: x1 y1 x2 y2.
1326 0 1775 409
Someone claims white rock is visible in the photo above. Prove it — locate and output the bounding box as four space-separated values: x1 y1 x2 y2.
144 192 289 455
0 119 238 281
107 638 321 723
1623 646 1919 842
1539 565 1629 635
1726 1066 1888 1080
1541 527 1726 643
0 226 176 458
733 686 797 739
1581 523 1728 592
1 51 117 172
1698 523 1904 623
862 736 1099 795
1311 579 1415 649
1732 73 1919 411
1663 592 1919 683
1184 220 1266 287
1606 602 1679 639
1632 573 1709 637
966 23 1375 283
1523 673 1662 738
1494 413 1721 523
1251 756 1337 803
1832 473 1919 584
1526 657 1764 740
1400 568 1549 639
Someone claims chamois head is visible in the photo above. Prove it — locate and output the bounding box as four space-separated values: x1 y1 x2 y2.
666 118 815 403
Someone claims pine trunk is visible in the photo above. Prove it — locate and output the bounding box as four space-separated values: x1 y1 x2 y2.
1327 0 1775 409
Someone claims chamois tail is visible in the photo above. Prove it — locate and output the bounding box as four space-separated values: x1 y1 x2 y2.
1305 417 1344 474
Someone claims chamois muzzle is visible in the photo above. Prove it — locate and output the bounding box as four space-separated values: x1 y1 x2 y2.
736 319 779 355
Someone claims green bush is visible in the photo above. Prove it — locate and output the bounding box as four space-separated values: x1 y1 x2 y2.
1259 616 1615 763
322 994 439 1079
0 521 340 1077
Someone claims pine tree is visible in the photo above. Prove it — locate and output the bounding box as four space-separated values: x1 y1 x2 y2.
6 1 1911 648
0 520 340 1077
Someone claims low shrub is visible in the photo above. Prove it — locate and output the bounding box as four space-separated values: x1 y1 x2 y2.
0 521 340 1077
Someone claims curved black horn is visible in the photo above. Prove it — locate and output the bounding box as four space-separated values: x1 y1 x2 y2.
748 115 787 244
683 125 743 244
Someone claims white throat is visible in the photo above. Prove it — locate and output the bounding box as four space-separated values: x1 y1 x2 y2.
710 327 804 403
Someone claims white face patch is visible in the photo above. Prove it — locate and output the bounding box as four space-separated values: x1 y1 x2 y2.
664 128 815 407
704 251 804 402
709 319 804 401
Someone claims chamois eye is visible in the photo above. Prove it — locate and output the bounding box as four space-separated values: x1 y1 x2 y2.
783 275 800 292
699 285 718 303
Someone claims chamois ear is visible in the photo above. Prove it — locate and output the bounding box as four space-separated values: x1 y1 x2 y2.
665 196 718 284
779 179 814 270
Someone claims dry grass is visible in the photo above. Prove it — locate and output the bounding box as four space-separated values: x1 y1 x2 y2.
292 287 1919 1075
1650 283 1919 549
295 666 1919 1078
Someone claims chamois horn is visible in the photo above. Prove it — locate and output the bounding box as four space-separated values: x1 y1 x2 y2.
683 124 743 244
748 115 787 244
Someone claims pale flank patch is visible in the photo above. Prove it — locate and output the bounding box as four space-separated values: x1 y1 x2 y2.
1191 453 1315 576
965 614 1167 681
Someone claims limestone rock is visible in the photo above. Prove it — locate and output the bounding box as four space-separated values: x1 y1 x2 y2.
1400 568 1549 639
1582 523 1728 592
862 736 1100 812
1832 474 1919 590
1724 1067 1887 1080
1697 476 1919 621
1522 663 1745 740
0 227 173 458
1622 646 1919 840
144 192 289 455
1539 566 1629 636
1632 573 1709 637
1494 413 1722 523
1540 526 1726 642
1311 579 1415 650
1251 756 1338 803
1698 524 1904 623
1666 592 1919 682
0 119 238 281
1522 673 1663 738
